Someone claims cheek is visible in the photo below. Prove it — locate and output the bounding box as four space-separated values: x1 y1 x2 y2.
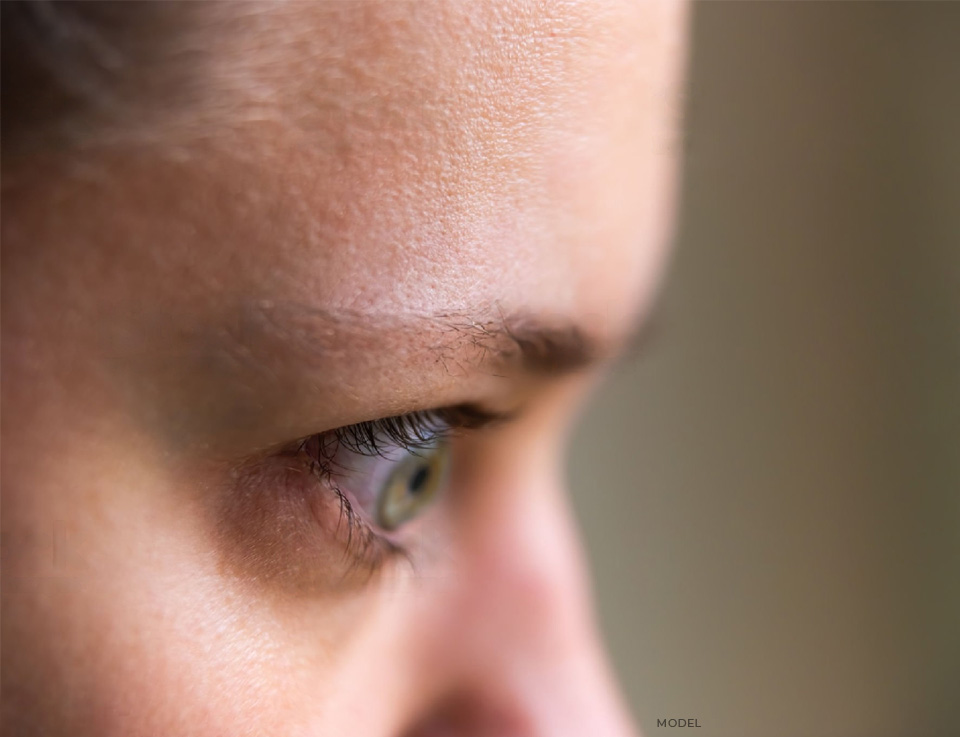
1 450 363 737
50 586 300 736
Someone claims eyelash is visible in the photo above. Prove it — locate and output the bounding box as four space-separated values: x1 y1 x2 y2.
294 405 504 575
300 404 498 470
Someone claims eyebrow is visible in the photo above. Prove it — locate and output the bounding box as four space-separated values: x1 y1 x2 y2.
431 311 603 377
153 299 653 450
236 299 626 381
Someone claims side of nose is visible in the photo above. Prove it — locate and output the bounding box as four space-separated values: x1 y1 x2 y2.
409 465 639 737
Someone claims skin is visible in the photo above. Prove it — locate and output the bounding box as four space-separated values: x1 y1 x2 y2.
1 2 688 736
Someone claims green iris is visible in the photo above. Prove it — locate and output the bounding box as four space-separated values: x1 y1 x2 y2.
375 441 450 531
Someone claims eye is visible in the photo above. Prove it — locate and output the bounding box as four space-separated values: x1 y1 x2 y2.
326 436 451 534
299 405 505 543
219 406 511 590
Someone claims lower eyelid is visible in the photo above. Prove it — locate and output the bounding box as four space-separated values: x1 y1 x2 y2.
212 451 399 593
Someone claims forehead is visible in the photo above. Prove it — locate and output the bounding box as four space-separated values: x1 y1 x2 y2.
126 1 686 337
11 1 684 370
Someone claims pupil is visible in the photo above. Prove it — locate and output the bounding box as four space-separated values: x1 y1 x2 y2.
408 464 430 495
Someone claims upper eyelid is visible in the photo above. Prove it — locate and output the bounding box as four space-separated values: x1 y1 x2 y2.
323 409 452 461
440 403 518 429
311 404 512 460
292 404 513 479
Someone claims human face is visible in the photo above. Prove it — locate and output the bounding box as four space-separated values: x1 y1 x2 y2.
1 2 687 735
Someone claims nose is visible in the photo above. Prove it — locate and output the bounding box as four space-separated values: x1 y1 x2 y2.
408 460 639 737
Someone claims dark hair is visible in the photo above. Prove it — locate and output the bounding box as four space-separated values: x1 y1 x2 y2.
2 1 201 158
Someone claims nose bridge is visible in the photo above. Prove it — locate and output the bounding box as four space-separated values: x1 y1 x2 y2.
448 471 637 737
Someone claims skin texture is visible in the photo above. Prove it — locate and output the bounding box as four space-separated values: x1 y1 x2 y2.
1 2 688 736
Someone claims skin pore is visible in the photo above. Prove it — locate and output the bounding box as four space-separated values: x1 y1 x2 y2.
1 2 688 736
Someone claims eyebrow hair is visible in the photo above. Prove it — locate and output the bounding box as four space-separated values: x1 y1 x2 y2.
238 300 618 381
430 311 603 377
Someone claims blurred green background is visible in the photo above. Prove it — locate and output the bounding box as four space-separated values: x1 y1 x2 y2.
568 4 960 737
